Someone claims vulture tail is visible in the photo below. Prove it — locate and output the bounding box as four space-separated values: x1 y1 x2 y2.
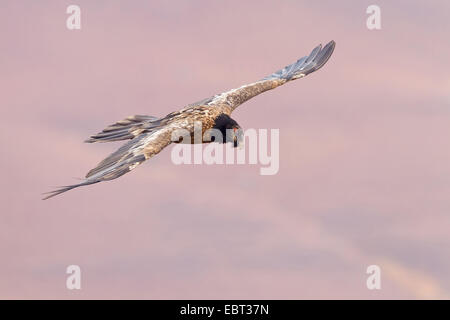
85 115 160 143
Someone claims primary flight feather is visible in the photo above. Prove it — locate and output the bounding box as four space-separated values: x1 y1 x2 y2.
43 40 336 199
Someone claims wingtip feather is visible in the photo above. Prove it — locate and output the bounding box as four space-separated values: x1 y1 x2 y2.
42 180 100 200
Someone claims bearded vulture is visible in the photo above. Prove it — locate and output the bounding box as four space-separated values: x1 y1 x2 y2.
43 40 335 199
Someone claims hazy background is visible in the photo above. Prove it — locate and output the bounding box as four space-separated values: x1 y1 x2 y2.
1 0 449 299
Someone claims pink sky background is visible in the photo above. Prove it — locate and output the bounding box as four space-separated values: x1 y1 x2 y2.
1 1 450 299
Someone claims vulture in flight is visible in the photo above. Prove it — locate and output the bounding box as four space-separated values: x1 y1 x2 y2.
44 40 335 199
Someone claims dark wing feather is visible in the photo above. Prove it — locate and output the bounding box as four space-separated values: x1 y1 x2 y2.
199 40 335 111
43 125 174 200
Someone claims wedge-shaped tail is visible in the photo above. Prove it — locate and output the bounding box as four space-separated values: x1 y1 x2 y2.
85 115 160 143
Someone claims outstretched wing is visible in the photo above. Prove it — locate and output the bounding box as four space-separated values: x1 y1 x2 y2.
43 125 175 199
197 40 335 112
